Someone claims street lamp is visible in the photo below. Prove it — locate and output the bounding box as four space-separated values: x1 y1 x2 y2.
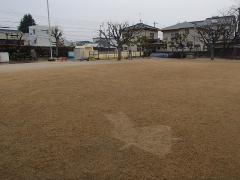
46 0 53 59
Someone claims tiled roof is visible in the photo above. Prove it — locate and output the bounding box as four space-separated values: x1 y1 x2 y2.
162 16 236 31
127 23 159 31
161 22 195 31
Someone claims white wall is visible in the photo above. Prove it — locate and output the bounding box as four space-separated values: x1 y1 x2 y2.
29 25 56 47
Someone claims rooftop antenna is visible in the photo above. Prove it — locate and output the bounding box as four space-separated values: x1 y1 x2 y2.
139 13 143 23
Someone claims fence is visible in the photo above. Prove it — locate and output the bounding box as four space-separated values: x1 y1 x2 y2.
0 45 74 61
154 48 240 59
89 51 142 60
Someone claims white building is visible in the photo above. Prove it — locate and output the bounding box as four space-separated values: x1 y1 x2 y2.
28 25 56 47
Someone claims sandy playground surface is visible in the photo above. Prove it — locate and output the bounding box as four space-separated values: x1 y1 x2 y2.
1 58 240 179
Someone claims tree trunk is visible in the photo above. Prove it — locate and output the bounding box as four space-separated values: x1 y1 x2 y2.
117 48 122 61
56 46 59 58
210 44 214 60
181 49 184 59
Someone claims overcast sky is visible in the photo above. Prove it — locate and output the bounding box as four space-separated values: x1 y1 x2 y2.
0 0 238 41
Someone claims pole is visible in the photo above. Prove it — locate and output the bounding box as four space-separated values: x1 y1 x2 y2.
47 0 53 59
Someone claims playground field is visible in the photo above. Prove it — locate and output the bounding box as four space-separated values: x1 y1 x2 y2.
1 59 240 179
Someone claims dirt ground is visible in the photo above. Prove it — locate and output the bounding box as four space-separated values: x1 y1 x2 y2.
1 59 240 179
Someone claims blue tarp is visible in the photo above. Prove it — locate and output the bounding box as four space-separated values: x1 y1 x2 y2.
150 52 173 58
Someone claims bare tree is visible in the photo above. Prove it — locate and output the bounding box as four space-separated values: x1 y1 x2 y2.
100 22 140 60
186 41 194 52
196 17 230 60
168 40 175 52
51 27 64 57
16 32 24 47
135 36 154 57
218 9 238 49
170 33 187 58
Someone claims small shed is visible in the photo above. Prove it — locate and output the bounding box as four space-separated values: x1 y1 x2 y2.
74 45 94 60
0 52 9 63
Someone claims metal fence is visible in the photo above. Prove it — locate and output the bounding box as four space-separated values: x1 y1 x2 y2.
89 51 142 60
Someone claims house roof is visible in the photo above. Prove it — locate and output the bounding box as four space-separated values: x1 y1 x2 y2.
0 28 19 33
161 22 195 31
127 23 160 31
162 16 236 31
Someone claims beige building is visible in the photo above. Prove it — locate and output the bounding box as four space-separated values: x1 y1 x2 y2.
161 16 236 52
161 22 204 52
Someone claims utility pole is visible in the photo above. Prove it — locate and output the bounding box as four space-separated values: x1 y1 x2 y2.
154 22 158 28
47 0 53 59
238 8 240 39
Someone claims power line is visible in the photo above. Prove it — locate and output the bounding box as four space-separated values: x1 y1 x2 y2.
0 8 103 25
0 8 102 41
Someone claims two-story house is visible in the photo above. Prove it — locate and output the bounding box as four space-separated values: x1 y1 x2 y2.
161 21 204 52
161 16 236 52
124 23 160 52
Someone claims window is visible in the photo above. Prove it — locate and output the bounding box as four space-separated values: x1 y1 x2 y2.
150 33 154 39
171 33 179 38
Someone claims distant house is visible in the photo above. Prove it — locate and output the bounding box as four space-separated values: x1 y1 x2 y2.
124 23 160 52
161 16 236 52
93 37 117 50
76 41 94 46
0 28 28 46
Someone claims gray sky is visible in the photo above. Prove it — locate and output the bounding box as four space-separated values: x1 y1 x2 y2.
0 0 237 41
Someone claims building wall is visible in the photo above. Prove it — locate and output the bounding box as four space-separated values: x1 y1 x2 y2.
29 26 56 47
124 29 159 52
